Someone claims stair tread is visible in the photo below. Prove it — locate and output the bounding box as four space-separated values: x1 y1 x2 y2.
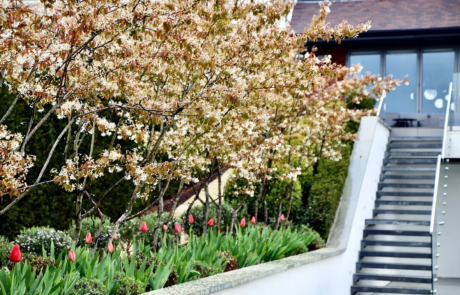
377 191 433 197
363 229 430 237
373 209 431 215
389 136 443 142
386 151 440 157
365 219 430 226
356 261 432 271
384 158 438 164
388 143 442 148
382 166 437 171
381 175 435 180
359 251 432 258
351 285 431 294
375 200 432 205
354 273 431 283
361 240 431 247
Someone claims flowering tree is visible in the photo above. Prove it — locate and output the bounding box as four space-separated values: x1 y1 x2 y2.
0 0 404 244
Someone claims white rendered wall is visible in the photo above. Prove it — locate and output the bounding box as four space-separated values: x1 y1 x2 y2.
210 117 390 295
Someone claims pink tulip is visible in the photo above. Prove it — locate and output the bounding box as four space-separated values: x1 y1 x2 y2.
207 218 215 227
174 222 181 233
69 250 76 261
251 216 256 224
141 221 148 232
280 214 285 221
107 241 114 252
188 214 194 223
163 224 168 231
114 232 118 240
9 245 21 263
239 218 246 227
85 232 92 244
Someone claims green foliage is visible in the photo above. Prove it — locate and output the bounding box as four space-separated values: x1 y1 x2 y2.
69 217 119 249
113 273 144 295
193 261 220 278
118 213 181 246
181 203 247 235
71 277 106 295
0 236 13 268
224 165 303 223
296 143 353 239
14 226 72 256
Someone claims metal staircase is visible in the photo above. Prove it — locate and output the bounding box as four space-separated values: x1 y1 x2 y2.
351 136 442 294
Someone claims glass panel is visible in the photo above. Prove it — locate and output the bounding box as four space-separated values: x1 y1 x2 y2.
384 53 417 113
349 54 380 77
422 51 455 113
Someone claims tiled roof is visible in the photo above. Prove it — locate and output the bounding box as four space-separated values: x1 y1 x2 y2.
290 0 460 34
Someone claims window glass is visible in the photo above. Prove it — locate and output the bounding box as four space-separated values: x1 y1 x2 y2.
422 51 455 113
384 53 417 113
349 54 380 77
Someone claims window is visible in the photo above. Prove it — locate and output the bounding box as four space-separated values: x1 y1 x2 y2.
349 53 380 78
422 50 455 114
385 52 417 113
348 48 458 115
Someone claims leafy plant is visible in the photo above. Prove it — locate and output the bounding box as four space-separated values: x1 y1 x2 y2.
69 217 118 249
14 227 72 257
0 236 13 268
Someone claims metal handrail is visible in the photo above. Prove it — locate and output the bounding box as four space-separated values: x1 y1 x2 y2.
429 155 442 234
376 93 385 117
441 82 453 159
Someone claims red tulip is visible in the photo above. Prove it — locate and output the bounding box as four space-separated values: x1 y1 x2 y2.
239 218 246 227
141 221 148 232
188 214 194 223
69 250 76 261
114 232 118 240
251 216 256 224
163 224 168 231
207 218 215 227
174 222 181 233
107 241 114 252
9 245 21 263
280 214 285 221
85 232 92 244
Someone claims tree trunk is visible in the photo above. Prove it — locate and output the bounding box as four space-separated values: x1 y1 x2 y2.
229 195 248 234
216 162 223 235
202 180 210 236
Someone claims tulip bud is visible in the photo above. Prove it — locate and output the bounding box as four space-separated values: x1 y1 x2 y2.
9 245 21 263
69 250 76 261
280 214 285 221
174 222 181 233
188 214 194 223
207 218 215 227
239 218 246 227
251 216 256 224
85 232 92 244
141 221 148 232
107 241 114 252
163 224 168 231
114 232 118 240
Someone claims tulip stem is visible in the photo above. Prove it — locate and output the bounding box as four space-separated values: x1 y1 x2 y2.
10 264 15 295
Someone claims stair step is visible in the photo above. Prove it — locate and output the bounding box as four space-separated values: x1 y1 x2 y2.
356 261 432 271
373 209 431 216
359 251 432 259
361 240 431 248
386 151 440 157
382 166 437 172
384 158 438 164
389 136 443 142
375 200 432 206
387 143 442 149
353 273 431 284
351 285 430 294
365 219 430 226
377 191 433 198
380 174 435 180
363 229 430 237
378 183 434 189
